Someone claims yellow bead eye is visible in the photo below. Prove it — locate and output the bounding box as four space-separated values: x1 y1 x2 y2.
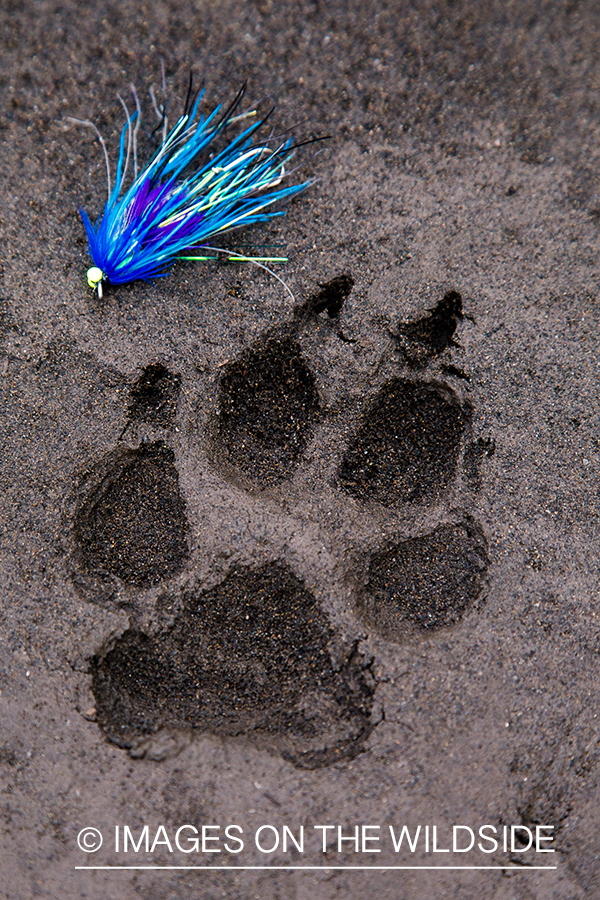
87 267 104 289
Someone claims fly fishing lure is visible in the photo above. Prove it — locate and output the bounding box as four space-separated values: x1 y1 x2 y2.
69 75 312 299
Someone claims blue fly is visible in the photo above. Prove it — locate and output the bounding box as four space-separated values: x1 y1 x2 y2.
68 75 312 299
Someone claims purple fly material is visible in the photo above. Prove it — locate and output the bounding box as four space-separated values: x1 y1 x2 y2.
69 76 312 299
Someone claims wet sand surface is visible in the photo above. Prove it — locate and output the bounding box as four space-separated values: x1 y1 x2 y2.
1 2 600 898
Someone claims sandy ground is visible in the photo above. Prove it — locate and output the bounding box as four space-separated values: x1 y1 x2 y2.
1 1 600 898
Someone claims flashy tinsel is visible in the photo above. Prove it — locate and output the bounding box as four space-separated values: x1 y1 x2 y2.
69 75 312 299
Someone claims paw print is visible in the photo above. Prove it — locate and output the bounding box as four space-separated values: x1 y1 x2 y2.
68 279 491 768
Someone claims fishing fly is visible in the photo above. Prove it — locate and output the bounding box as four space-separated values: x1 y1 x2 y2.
68 72 313 300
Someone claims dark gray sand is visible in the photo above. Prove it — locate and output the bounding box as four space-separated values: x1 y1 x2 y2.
1 2 600 898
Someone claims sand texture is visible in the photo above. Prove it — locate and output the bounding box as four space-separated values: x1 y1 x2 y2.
1 1 600 898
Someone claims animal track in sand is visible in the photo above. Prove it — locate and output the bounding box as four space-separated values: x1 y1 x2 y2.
69 281 491 765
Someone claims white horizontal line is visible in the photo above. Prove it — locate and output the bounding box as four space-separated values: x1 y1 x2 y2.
75 865 558 871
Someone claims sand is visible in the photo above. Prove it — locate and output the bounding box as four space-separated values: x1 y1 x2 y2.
1 1 599 898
